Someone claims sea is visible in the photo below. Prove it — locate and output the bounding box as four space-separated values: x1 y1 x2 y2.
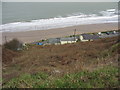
1 2 119 32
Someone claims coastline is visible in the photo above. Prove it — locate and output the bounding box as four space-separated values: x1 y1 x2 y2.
1 22 118 44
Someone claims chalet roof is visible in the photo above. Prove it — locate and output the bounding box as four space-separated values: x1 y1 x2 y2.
60 37 77 41
41 40 48 44
48 38 60 44
81 34 99 40
99 33 120 38
75 35 80 39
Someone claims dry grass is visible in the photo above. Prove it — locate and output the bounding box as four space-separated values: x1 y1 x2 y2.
2 36 119 83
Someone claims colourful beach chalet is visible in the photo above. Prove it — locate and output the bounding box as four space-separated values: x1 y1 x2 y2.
36 42 43 45
80 34 99 42
60 37 78 44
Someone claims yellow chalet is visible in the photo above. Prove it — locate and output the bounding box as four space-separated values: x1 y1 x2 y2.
80 34 99 42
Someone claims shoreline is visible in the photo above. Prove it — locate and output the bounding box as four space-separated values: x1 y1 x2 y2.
1 22 118 44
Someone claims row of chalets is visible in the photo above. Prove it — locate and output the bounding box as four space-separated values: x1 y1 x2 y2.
33 30 119 45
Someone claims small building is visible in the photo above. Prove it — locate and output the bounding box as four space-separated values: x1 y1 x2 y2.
80 34 99 42
60 37 78 44
36 42 43 45
113 31 117 34
99 31 120 38
33 38 61 45
98 32 102 35
47 38 61 45
41 40 49 45
98 32 108 36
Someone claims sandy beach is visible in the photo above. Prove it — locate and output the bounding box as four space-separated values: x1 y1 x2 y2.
1 23 118 44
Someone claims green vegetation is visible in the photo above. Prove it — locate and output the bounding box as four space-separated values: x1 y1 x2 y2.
3 66 119 88
37 39 46 42
2 36 119 88
100 42 120 59
110 43 120 53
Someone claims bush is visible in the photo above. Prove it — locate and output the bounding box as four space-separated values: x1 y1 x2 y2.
3 39 23 51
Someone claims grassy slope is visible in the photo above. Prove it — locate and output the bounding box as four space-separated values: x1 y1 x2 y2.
3 66 119 88
2 37 120 88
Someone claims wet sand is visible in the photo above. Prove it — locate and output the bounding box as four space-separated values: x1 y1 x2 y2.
1 23 118 44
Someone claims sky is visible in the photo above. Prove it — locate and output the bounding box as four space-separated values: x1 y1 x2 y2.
1 0 120 2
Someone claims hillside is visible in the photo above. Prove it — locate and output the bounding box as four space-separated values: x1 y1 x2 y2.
2 36 120 88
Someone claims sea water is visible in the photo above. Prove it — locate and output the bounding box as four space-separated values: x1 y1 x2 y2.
1 2 119 32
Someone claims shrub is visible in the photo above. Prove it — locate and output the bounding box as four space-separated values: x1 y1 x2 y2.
3 39 23 51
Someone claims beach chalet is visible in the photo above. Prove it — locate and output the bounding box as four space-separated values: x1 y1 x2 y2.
40 40 48 45
36 42 43 45
98 31 120 38
80 34 99 42
47 38 61 45
60 37 78 44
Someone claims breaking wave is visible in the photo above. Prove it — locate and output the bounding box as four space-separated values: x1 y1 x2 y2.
0 9 119 32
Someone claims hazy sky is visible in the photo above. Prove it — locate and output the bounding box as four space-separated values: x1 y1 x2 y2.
1 0 120 2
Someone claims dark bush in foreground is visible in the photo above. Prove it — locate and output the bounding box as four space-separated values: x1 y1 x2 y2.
3 39 23 51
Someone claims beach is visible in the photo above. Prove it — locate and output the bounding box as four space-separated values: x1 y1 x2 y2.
1 2 118 45
1 23 118 44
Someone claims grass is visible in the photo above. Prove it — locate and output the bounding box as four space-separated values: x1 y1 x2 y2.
2 36 119 88
3 66 119 88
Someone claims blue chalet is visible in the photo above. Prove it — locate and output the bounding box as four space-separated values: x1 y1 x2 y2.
36 42 43 45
